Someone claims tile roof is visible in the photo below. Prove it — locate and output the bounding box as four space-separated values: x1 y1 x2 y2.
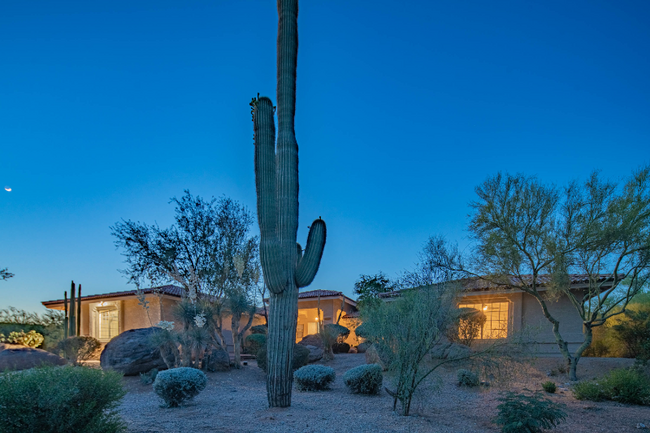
298 289 345 299
42 285 184 306
378 274 614 299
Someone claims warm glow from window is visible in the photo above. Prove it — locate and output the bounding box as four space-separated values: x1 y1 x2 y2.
459 301 508 339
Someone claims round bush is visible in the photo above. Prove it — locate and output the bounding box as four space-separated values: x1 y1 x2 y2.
57 336 101 365
244 333 266 355
0 366 126 433
323 323 350 341
153 367 207 408
293 365 336 391
457 369 479 387
343 364 383 394
250 325 268 335
332 342 350 354
256 343 310 373
542 381 557 393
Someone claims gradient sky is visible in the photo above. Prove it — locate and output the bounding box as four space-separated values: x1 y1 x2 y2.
1 0 649 313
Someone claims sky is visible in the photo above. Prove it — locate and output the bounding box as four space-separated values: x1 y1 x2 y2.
1 0 649 313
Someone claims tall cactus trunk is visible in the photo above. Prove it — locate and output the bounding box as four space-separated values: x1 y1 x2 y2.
64 291 69 339
252 0 327 408
77 284 82 336
69 281 76 337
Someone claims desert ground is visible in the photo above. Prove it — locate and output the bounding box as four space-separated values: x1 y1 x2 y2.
118 354 649 433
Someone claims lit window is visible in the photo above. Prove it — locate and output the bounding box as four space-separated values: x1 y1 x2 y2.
98 309 119 340
458 301 509 339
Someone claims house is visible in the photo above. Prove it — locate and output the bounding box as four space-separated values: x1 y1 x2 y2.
378 274 614 356
41 286 359 348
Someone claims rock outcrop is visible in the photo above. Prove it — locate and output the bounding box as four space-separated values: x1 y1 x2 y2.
100 327 167 375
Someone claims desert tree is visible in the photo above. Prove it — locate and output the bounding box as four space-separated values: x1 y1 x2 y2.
429 166 650 380
251 0 326 407
353 272 398 308
0 268 13 281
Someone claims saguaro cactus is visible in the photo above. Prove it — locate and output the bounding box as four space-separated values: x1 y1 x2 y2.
252 0 326 408
63 281 81 338
69 280 76 337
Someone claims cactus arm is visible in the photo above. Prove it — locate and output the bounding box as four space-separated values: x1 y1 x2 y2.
69 281 76 337
77 284 82 336
295 218 326 288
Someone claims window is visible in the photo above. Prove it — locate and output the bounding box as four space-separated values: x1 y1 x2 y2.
458 301 509 339
98 309 119 341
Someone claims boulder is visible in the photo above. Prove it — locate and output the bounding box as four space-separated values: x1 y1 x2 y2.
100 327 167 375
365 344 393 371
0 346 66 371
205 348 230 372
429 342 472 360
298 334 324 350
356 342 371 353
304 345 324 363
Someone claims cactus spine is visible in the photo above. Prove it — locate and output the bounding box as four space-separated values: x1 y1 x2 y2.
252 0 326 408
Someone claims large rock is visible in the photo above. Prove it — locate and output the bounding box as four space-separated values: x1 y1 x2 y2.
365 344 392 371
100 327 167 375
429 342 472 360
0 346 66 371
205 348 230 372
356 342 371 353
298 334 324 350
304 345 324 363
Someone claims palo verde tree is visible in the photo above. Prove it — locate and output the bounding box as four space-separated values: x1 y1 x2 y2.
251 0 327 407
353 272 398 308
432 166 650 380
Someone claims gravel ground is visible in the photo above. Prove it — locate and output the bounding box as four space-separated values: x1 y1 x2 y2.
119 354 649 433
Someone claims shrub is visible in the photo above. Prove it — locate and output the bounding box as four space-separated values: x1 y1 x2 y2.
494 391 567 433
446 308 487 348
323 323 350 341
140 368 159 385
457 369 480 387
611 307 650 361
343 364 383 394
542 381 557 393
244 333 267 356
332 342 350 354
250 324 268 335
56 336 101 365
153 367 208 408
256 343 310 373
0 366 126 433
0 330 44 348
573 368 650 405
293 365 336 391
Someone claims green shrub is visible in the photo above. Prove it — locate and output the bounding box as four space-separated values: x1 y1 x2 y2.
323 323 350 341
256 343 310 373
56 336 101 365
250 324 268 335
0 366 126 433
139 368 159 385
457 369 480 387
541 381 557 393
244 333 267 356
354 322 369 339
153 367 207 408
0 330 44 348
573 368 650 405
332 342 350 354
343 364 383 394
293 365 336 391
446 307 487 348
494 391 566 433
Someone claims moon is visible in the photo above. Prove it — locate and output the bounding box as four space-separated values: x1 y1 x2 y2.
4 187 11 192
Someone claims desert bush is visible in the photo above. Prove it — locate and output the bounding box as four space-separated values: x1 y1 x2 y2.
293 365 335 391
332 342 350 354
257 343 309 372
323 323 350 341
0 307 65 350
250 324 268 335
611 306 650 361
446 308 486 348
140 368 159 385
542 381 557 393
573 368 650 405
153 367 208 408
354 322 369 339
494 391 566 433
56 336 101 365
0 365 126 433
0 330 44 348
457 369 480 387
244 333 266 355
343 364 383 394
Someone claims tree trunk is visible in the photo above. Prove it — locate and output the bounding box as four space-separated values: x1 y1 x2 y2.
266 286 298 407
569 325 593 381
232 313 243 369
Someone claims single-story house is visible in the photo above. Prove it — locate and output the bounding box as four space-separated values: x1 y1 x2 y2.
378 274 613 356
42 286 358 349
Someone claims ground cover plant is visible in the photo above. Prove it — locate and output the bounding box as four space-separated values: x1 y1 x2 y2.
0 365 126 433
0 329 44 347
293 365 335 391
572 367 650 405
153 367 208 408
343 364 383 394
494 391 567 433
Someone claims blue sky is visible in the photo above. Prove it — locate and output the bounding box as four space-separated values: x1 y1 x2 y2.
1 0 649 313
